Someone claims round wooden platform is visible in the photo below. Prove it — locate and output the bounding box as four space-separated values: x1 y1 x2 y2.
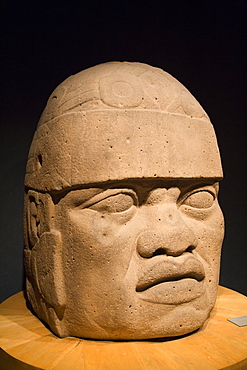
0 286 246 370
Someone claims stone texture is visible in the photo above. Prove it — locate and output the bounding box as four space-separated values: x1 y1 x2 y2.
24 62 224 340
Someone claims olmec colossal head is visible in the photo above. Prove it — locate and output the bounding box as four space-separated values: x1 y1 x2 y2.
24 62 224 340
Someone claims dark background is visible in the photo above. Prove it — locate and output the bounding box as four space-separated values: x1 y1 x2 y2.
1 1 246 303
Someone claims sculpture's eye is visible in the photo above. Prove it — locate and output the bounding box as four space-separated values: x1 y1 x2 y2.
182 190 215 209
87 189 138 213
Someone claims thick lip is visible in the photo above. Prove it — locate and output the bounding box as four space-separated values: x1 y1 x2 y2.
136 254 205 292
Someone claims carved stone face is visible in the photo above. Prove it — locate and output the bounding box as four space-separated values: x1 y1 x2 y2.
53 180 224 339
24 62 224 339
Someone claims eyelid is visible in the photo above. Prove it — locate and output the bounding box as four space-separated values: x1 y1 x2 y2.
179 185 217 205
78 188 138 209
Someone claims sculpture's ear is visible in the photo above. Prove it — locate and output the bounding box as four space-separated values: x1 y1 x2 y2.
25 190 66 320
26 189 54 247
32 230 66 319
27 190 41 248
24 190 43 279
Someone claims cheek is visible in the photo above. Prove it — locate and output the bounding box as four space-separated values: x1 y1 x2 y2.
60 212 139 315
61 210 136 275
186 208 224 267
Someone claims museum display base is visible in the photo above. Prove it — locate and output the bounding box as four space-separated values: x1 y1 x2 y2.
0 286 246 370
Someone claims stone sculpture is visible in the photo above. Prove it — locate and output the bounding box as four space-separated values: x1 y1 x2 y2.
24 62 224 340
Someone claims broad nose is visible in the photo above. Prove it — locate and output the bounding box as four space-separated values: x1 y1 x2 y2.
136 207 197 258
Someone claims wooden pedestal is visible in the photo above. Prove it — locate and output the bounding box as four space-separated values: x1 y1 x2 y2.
0 286 246 369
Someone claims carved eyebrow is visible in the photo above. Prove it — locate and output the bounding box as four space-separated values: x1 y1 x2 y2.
77 188 138 209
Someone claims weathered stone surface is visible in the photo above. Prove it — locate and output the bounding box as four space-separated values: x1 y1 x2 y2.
24 62 224 340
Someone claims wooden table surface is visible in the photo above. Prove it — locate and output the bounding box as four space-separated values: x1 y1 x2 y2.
0 286 246 370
